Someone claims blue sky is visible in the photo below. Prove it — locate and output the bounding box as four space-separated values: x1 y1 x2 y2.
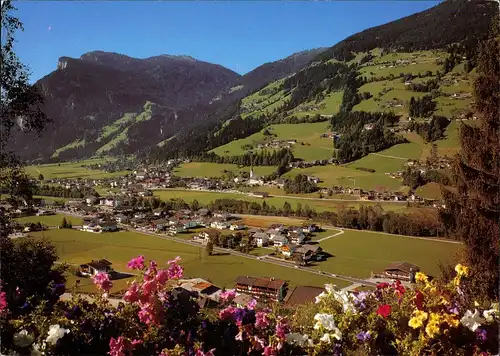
13 1 440 82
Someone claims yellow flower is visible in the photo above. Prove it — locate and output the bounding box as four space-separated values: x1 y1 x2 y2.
425 322 440 338
414 310 429 321
453 276 461 286
409 316 424 329
409 310 428 329
454 264 469 277
442 313 459 328
415 272 428 283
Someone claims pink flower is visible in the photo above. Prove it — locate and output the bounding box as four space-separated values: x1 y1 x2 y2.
138 303 164 325
168 256 181 265
166 263 183 280
108 336 127 356
219 290 236 303
156 269 169 286
219 306 238 321
123 282 140 303
142 279 158 297
127 255 145 270
0 291 7 316
195 348 215 356
376 304 392 318
255 311 270 329
246 299 257 310
131 339 143 348
263 346 276 356
92 272 113 292
252 335 266 351
275 317 289 339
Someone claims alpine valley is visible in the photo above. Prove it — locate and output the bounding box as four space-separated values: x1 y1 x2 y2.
11 0 496 167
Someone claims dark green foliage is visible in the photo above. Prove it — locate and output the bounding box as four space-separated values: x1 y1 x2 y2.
335 122 406 163
406 78 439 93
407 115 451 142
0 236 67 317
60 217 72 229
195 148 293 167
409 95 436 118
283 62 350 110
355 167 376 173
402 167 451 190
32 184 99 199
330 111 403 163
283 174 318 194
316 0 495 62
440 22 500 301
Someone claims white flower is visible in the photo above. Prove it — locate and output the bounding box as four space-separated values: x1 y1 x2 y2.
315 291 328 304
324 284 337 294
483 308 498 322
45 324 70 345
319 333 331 344
460 309 484 331
30 344 42 356
13 329 34 347
331 326 342 341
331 289 357 314
286 333 309 346
313 313 336 331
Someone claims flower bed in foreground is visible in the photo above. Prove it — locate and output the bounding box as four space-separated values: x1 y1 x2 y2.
0 257 498 355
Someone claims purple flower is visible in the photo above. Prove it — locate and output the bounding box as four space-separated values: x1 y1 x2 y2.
356 331 371 342
476 328 487 342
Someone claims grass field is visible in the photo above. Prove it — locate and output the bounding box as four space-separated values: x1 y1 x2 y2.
284 164 406 192
415 183 443 200
153 188 409 213
210 121 334 161
29 229 345 292
292 91 343 117
313 229 461 278
51 139 86 159
26 158 130 180
15 214 83 226
173 163 277 178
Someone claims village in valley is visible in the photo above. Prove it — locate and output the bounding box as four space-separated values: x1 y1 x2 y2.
0 156 454 309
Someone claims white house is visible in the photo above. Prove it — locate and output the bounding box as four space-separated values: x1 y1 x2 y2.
81 223 101 233
271 235 288 247
254 232 270 247
85 196 98 205
288 232 305 245
115 214 129 224
210 221 230 230
99 197 122 208
230 224 245 231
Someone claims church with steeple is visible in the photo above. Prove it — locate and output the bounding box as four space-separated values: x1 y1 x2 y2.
248 166 264 186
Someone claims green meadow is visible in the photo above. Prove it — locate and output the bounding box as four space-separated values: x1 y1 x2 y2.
211 121 334 161
313 229 461 278
25 158 130 180
173 162 277 178
29 229 344 292
15 214 83 226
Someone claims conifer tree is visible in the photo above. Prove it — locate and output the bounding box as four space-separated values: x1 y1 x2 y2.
439 20 500 300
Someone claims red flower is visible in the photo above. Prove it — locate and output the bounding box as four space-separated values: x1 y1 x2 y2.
376 304 392 318
377 282 390 290
393 280 406 298
414 290 425 310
